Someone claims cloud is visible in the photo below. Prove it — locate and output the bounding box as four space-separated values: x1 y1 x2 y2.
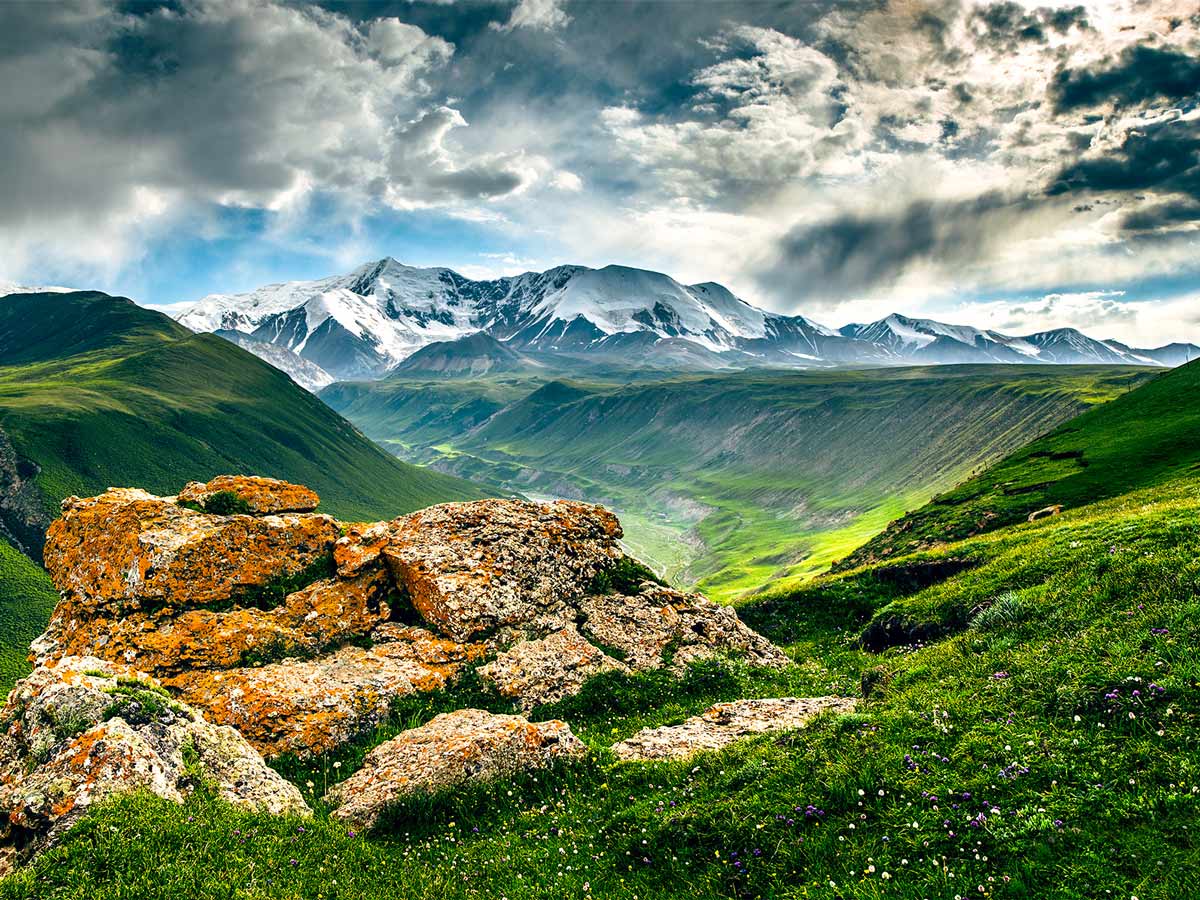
385 106 539 207
490 0 571 32
756 191 1042 304
1051 44 1200 113
0 0 538 278
1045 114 1200 204
600 26 865 204
962 289 1200 347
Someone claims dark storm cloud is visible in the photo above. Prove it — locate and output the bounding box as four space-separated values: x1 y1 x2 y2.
756 191 1039 302
1046 117 1200 201
1120 198 1200 231
1051 44 1200 112
972 2 1090 51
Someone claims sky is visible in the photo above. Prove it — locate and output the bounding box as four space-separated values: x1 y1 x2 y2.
1 0 1198 344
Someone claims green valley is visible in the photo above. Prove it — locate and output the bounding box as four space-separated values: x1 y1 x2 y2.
323 365 1154 601
6 360 1199 900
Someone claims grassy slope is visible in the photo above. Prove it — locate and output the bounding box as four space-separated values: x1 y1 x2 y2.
842 357 1200 568
325 365 1153 601
0 538 56 693
0 292 485 526
6 365 1199 899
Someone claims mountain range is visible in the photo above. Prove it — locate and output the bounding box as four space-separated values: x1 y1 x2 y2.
175 259 1198 385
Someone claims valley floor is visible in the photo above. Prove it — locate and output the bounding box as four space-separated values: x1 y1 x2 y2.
4 473 1198 899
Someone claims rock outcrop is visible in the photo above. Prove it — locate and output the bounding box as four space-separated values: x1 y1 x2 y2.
168 633 486 758
611 697 858 761
578 584 790 673
0 656 309 876
32 477 787 760
325 709 586 830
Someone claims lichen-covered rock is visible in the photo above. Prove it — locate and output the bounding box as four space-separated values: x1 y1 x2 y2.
478 626 628 710
611 697 858 761
0 657 309 876
168 636 486 758
380 499 623 641
30 480 792 763
579 583 790 672
325 709 586 830
177 475 320 514
43 488 339 615
34 569 392 675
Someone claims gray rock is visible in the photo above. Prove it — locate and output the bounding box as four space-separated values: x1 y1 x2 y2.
611 697 858 761
478 626 628 710
325 708 586 830
579 583 790 672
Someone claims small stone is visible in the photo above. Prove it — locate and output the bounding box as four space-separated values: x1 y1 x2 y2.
611 697 858 761
325 709 586 830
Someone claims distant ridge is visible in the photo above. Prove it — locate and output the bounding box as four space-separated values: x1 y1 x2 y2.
170 259 1193 382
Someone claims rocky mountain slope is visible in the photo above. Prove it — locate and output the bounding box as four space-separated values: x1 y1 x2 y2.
324 365 1156 600
174 258 1188 381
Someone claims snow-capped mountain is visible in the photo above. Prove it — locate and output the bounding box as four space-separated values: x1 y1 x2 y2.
214 330 335 392
175 259 1187 382
176 258 860 379
840 314 1164 366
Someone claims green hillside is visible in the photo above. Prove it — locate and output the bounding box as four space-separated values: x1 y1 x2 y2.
6 359 1199 898
843 358 1200 568
325 365 1153 601
0 292 485 535
0 538 57 693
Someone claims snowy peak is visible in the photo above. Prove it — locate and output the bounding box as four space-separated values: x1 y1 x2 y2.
176 258 826 378
175 258 1179 381
842 314 1163 367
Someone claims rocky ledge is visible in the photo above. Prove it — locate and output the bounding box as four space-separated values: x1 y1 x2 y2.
32 475 788 757
1 474 848 870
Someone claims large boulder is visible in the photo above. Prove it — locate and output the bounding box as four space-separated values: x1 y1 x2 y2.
375 499 623 641
176 475 319 514
0 657 309 875
325 709 586 831
611 697 858 761
579 583 790 672
34 569 393 676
